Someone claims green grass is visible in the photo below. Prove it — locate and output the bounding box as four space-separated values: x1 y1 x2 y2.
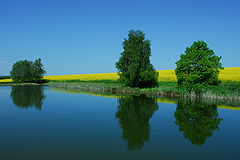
205 82 240 97
2 79 239 102
49 79 120 85
47 80 240 102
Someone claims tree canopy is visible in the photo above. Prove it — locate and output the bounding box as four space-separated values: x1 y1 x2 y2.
10 58 46 83
175 41 223 88
116 30 158 88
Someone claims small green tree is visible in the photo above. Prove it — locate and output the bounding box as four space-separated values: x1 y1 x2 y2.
175 41 223 89
10 58 46 83
116 30 158 88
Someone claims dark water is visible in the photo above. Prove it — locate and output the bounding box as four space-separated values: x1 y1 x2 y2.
0 86 239 160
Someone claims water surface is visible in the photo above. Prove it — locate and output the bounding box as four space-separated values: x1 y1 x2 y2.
0 86 239 160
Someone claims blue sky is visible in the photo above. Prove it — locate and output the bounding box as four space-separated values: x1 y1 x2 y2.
0 0 239 75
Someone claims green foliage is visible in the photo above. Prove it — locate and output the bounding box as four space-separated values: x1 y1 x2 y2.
206 82 240 98
116 30 158 88
11 86 45 110
174 100 222 145
115 95 158 150
183 83 206 97
10 58 46 83
32 58 46 82
0 76 10 79
175 41 223 88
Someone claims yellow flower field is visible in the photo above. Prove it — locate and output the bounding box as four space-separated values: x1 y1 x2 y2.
219 67 240 82
0 79 12 82
0 67 239 83
45 73 119 81
44 70 177 82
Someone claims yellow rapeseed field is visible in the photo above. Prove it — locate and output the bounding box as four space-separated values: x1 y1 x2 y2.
157 70 177 82
45 70 177 81
45 73 119 81
219 67 240 82
0 79 12 82
0 67 239 83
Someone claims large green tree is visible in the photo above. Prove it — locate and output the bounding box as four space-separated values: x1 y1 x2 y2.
116 30 158 88
10 58 46 83
175 41 223 88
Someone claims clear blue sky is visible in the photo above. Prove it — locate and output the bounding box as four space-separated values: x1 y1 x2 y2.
0 0 239 75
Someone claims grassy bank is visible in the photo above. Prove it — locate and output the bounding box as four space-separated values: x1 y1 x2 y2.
47 80 240 102
1 79 239 105
0 82 41 86
49 87 240 109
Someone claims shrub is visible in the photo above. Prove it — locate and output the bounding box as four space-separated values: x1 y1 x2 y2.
10 58 46 83
116 30 158 88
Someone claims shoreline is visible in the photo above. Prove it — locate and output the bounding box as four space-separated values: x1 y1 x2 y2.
49 85 240 108
1 81 240 104
46 81 240 102
0 82 42 86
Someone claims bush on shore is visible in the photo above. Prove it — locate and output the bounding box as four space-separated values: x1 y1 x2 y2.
10 58 46 83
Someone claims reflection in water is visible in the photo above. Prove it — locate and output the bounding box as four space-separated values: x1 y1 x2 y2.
11 86 45 110
115 95 158 150
174 100 223 146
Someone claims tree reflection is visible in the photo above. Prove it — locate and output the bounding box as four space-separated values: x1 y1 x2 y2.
115 95 158 150
11 86 45 110
174 100 223 146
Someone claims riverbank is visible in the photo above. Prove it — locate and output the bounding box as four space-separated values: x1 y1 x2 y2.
1 80 239 102
50 85 240 108
47 80 240 102
0 82 42 86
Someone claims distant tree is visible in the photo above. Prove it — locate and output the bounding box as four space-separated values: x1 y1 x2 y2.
175 41 223 89
10 60 33 82
116 30 158 88
0 76 11 79
10 58 46 83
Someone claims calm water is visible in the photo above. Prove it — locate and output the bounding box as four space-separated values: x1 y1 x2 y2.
0 86 239 160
